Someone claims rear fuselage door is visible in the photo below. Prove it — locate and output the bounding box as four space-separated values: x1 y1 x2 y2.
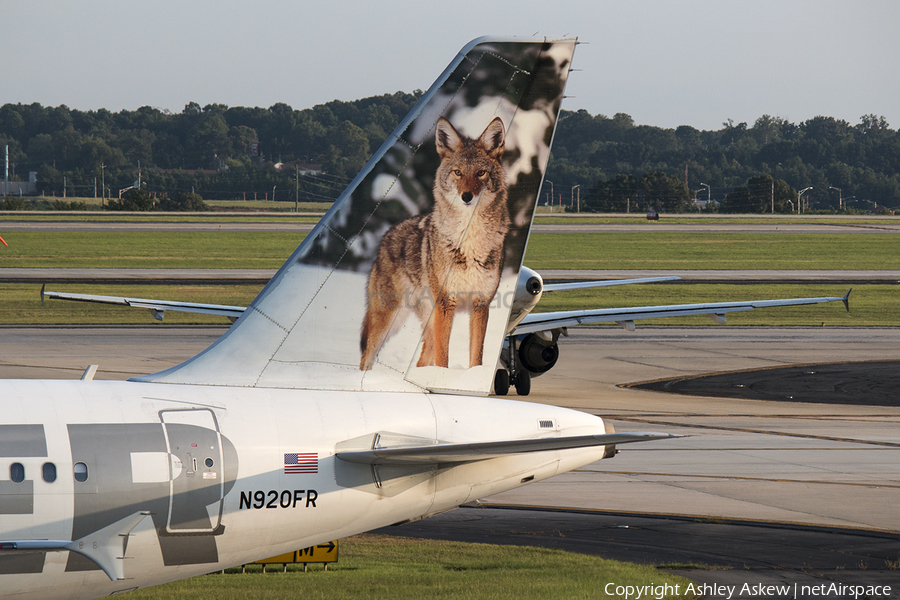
160 409 224 533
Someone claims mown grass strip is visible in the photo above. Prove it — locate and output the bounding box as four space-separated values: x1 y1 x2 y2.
0 231 304 269
122 535 696 600
525 232 899 270
0 231 897 270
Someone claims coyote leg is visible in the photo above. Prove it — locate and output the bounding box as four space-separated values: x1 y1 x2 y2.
469 297 490 367
416 318 436 367
360 287 398 370
433 291 455 368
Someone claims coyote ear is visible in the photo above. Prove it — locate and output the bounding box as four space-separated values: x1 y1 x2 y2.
435 117 463 158
479 117 505 159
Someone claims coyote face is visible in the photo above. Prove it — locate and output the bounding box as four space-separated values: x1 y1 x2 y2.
360 116 510 371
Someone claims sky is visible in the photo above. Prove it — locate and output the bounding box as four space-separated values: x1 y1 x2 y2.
2 0 899 131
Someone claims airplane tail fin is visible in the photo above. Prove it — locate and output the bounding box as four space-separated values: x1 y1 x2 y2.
134 37 577 395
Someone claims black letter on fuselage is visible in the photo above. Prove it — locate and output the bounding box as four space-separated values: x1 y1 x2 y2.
240 491 252 510
293 489 305 508
306 489 317 508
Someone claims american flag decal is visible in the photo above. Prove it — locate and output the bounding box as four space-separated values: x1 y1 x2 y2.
284 452 318 474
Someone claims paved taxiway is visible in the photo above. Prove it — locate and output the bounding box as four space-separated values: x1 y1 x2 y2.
505 328 900 531
2 325 898 594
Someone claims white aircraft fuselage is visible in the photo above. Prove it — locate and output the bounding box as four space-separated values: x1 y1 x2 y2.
0 378 608 599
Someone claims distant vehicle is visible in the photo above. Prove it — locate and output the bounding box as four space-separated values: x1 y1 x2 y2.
646 210 659 220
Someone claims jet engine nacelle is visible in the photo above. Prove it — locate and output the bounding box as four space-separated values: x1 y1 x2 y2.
506 266 544 335
518 332 559 376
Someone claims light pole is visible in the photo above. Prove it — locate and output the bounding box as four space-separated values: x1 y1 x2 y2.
571 185 580 212
699 183 710 210
829 186 842 211
797 186 813 214
545 180 554 211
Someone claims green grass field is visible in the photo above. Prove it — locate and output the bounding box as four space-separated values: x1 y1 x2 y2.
122 535 697 600
0 231 897 270
0 231 302 268
525 232 899 270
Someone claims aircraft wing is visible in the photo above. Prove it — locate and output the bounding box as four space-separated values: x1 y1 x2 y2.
41 287 245 322
336 432 681 465
513 290 851 334
542 276 680 292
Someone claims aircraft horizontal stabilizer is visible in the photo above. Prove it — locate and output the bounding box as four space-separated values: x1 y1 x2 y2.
0 511 150 581
335 432 680 465
42 287 245 322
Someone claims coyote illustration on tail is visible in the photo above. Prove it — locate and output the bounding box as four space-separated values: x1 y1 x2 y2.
360 116 510 370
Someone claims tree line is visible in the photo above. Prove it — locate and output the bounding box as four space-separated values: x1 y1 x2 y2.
1 97 898 212
550 111 899 213
0 92 422 205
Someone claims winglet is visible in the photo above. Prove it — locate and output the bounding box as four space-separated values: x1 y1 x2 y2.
40 283 45 307
842 288 851 312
